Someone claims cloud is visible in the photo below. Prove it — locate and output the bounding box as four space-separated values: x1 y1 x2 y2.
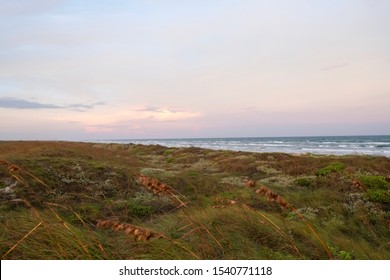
0 97 63 109
0 97 105 111
132 106 201 120
135 106 164 113
85 123 144 133
320 63 349 71
67 101 106 112
0 0 66 16
239 106 258 111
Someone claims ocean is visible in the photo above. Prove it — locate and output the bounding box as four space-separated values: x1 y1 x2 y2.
95 135 390 157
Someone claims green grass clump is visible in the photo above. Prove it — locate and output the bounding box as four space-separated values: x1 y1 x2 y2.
316 162 345 176
295 177 312 187
366 189 390 204
127 203 155 219
359 175 389 204
360 175 389 190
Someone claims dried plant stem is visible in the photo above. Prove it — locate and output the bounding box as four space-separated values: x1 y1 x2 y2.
5 199 69 255
290 207 333 259
240 204 303 257
9 174 27 186
48 206 92 258
44 202 108 257
178 209 221 258
2 221 43 259
252 183 332 259
7 198 42 220
2 159 51 189
198 210 227 253
163 237 201 260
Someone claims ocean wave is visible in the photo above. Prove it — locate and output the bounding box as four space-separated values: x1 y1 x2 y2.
93 136 390 156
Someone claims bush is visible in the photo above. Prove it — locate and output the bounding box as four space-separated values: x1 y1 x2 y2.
127 202 155 219
366 189 390 204
360 175 389 204
295 177 312 187
328 245 355 260
360 175 389 190
316 163 345 176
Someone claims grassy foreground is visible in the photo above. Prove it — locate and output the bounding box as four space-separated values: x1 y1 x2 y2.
0 141 389 260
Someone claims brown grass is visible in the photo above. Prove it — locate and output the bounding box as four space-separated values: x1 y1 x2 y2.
255 185 289 209
244 179 256 188
96 219 163 241
137 174 187 207
351 179 367 191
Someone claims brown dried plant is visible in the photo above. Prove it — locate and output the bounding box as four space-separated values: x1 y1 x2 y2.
351 179 367 191
96 219 163 241
137 174 187 207
138 174 173 195
255 185 289 209
244 178 256 188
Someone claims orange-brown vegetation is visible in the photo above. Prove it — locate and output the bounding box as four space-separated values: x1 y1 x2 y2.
244 179 256 188
138 174 174 196
351 179 366 191
137 174 187 207
97 219 163 241
255 185 289 209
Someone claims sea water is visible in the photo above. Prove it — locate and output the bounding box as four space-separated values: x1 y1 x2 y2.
94 135 390 157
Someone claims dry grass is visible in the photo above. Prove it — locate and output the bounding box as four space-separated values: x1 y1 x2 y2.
137 174 188 207
244 178 256 188
255 185 289 209
96 219 163 241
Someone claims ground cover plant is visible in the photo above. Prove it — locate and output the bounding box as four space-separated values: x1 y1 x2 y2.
0 141 389 259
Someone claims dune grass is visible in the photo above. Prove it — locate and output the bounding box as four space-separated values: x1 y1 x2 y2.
0 141 389 259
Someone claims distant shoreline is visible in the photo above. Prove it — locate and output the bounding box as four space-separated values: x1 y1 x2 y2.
0 138 390 158
86 135 390 157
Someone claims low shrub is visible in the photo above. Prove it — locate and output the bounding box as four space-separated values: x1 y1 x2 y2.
360 175 389 190
316 163 345 176
295 177 312 187
365 189 390 204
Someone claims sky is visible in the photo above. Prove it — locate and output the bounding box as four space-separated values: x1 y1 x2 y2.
0 0 389 140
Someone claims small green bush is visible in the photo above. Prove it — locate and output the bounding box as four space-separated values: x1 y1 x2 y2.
328 245 355 260
163 149 175 156
316 162 345 176
165 157 174 163
127 202 155 219
360 175 389 190
366 189 390 204
295 177 312 187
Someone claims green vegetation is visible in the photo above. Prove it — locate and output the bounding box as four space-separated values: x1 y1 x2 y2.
360 175 389 190
316 162 345 176
295 177 312 187
366 189 390 204
0 141 389 259
359 175 390 204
